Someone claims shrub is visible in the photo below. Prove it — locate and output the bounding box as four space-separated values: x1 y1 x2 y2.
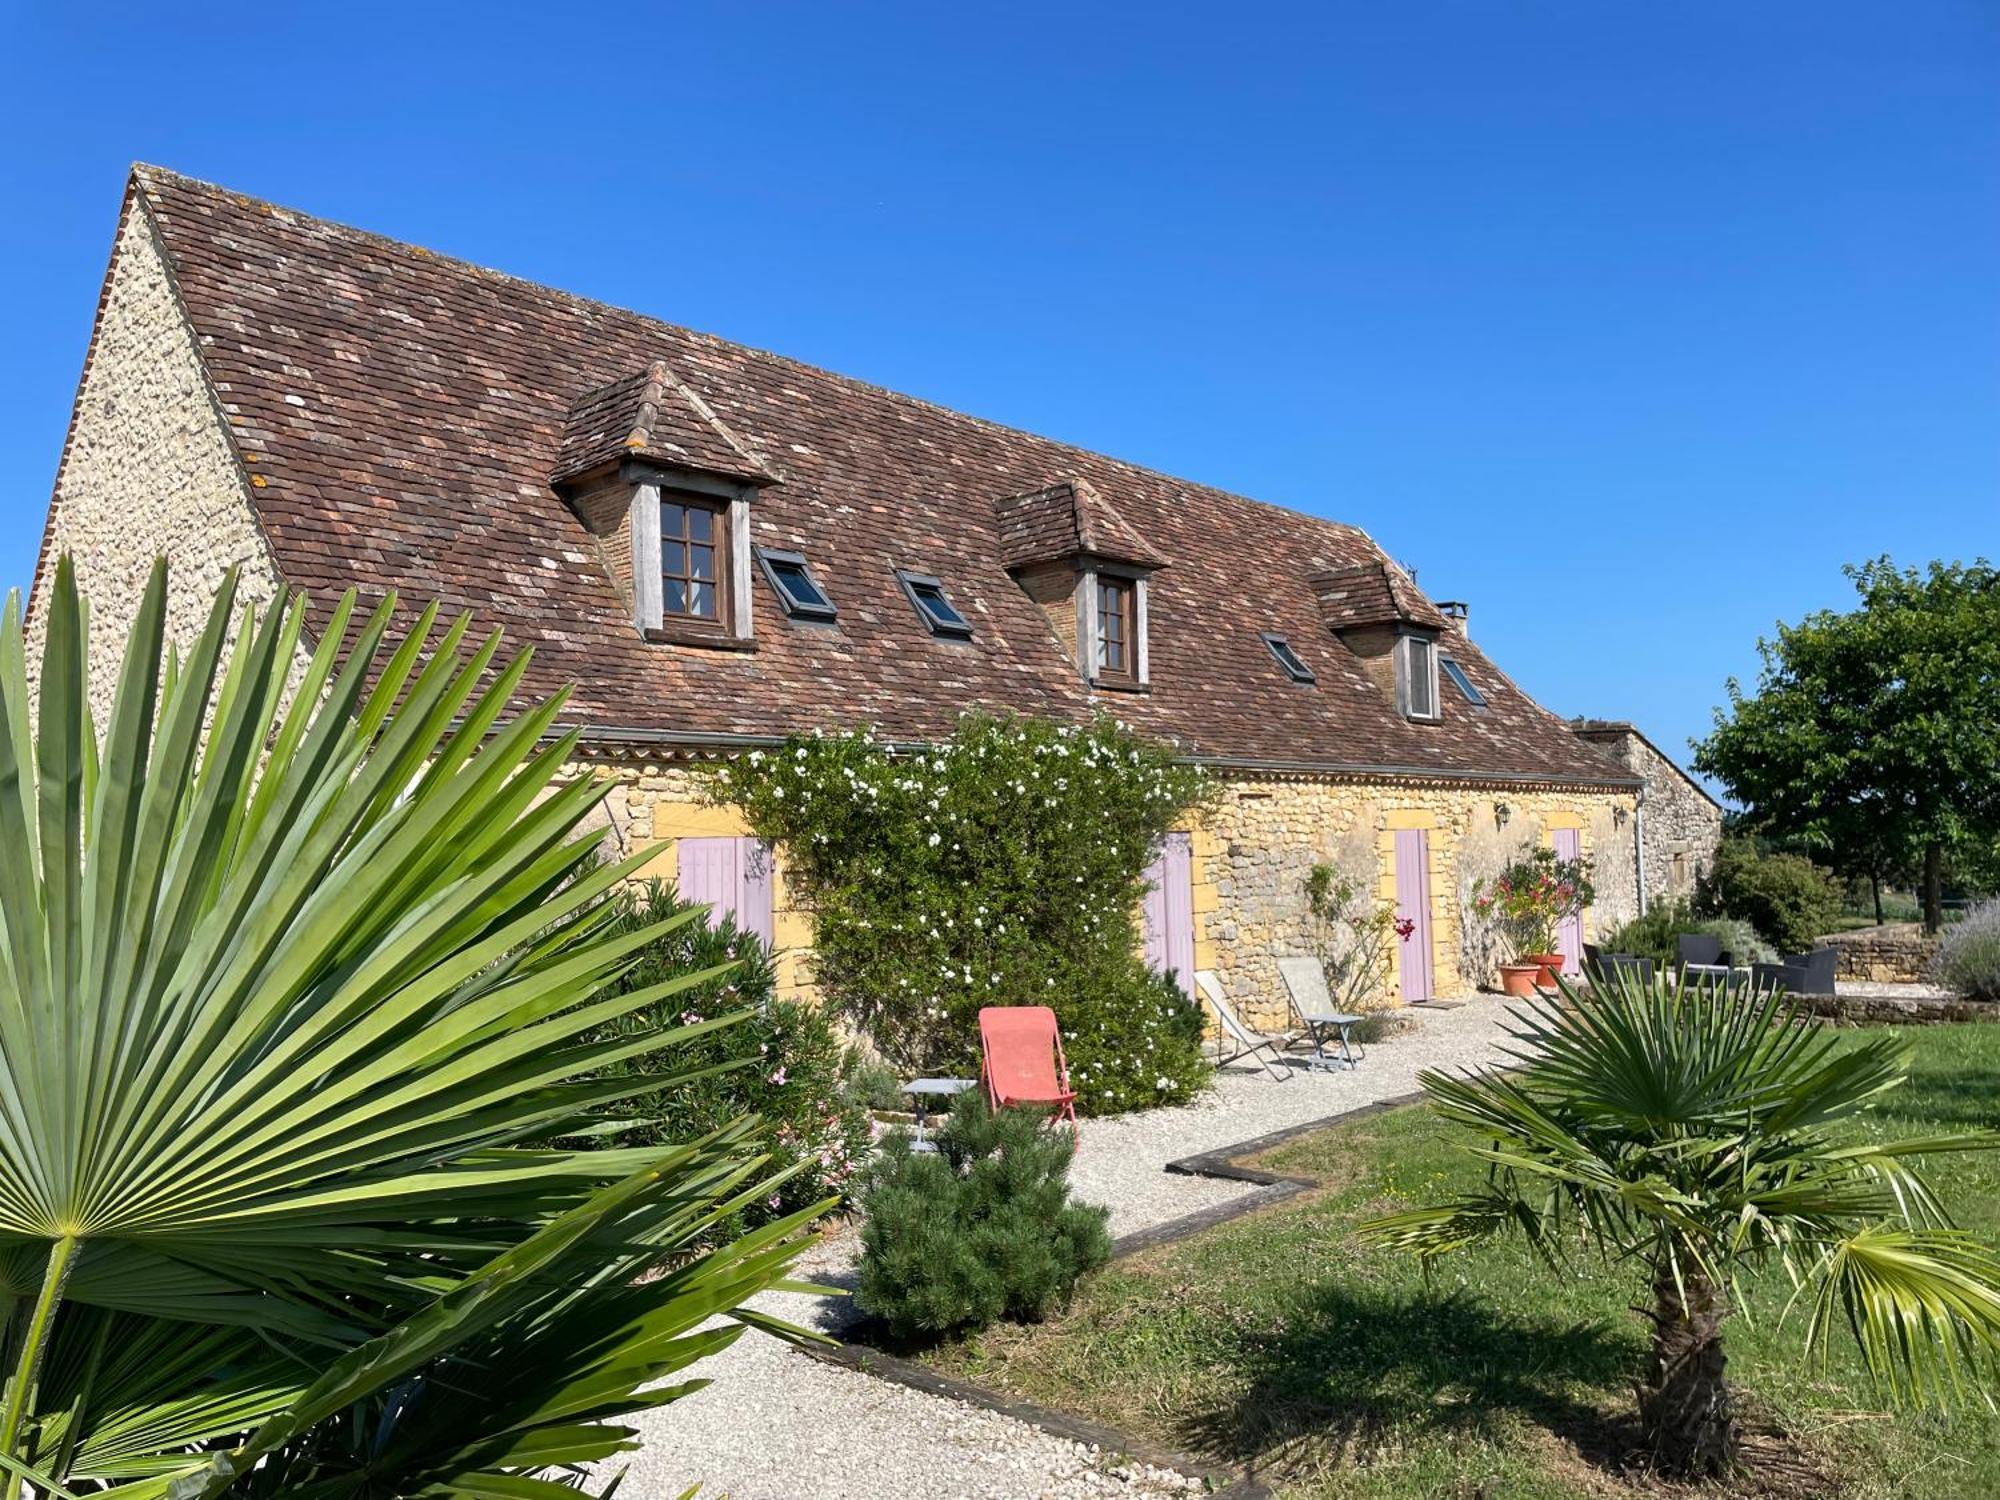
582 880 874 1222
856 1090 1111 1343
711 713 1215 1114
1599 901 1776 969
1471 845 1596 958
1697 837 1842 954
1933 897 2000 999
1305 863 1407 1010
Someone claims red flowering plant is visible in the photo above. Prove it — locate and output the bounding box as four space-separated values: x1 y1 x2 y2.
1471 845 1596 960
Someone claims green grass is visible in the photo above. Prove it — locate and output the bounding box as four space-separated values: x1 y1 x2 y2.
931 1023 2000 1499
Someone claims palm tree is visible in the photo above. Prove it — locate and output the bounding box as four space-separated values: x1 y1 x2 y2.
1360 969 2000 1478
0 558 831 1496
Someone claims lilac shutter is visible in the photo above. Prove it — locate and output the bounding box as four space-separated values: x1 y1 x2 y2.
1141 832 1195 995
1553 828 1583 974
677 836 775 945
1394 828 1435 1002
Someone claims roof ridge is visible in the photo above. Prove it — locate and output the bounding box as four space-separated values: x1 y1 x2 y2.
128 163 1368 547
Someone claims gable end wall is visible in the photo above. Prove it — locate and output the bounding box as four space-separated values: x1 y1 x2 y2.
28 197 289 717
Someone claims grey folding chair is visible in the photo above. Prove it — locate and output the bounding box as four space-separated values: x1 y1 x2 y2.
1193 971 1291 1081
1277 956 1365 1072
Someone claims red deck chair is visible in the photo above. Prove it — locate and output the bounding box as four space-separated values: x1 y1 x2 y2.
978 1006 1079 1132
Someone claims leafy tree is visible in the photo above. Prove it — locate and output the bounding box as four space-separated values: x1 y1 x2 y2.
1694 557 2000 931
1362 973 2000 1480
1695 835 1842 953
0 559 830 1496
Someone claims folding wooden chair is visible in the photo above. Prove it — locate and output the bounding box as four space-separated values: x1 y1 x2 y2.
978 1006 1079 1131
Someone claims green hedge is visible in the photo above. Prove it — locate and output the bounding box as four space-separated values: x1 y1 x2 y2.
711 713 1214 1114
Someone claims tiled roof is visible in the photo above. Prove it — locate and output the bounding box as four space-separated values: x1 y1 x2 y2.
123 166 1633 787
553 360 778 488
996 477 1169 571
1310 561 1449 631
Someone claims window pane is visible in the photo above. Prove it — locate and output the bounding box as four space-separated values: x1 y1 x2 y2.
663 578 687 615
691 543 716 582
688 507 715 543
662 540 686 579
917 585 966 628
775 561 826 608
662 502 685 538
690 581 716 618
1442 658 1486 706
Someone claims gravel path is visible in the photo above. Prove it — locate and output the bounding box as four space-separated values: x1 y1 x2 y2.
614 998 1514 1499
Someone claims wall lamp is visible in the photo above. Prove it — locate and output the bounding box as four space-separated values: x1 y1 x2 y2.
1493 801 1512 830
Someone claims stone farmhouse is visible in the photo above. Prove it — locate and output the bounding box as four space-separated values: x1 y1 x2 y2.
27 166 1708 1025
1569 720 1725 910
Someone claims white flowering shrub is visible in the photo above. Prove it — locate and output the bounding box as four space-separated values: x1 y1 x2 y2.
711 713 1215 1114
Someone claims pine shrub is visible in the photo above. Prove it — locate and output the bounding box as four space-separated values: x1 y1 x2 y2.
1933 897 2000 1000
856 1090 1112 1343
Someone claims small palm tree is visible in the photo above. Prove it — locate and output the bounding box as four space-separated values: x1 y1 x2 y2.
0 558 831 1496
1361 970 2000 1478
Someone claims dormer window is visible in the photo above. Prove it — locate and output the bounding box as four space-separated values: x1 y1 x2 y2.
759 548 837 621
662 499 726 626
1093 573 1142 685
1398 632 1441 721
897 570 973 638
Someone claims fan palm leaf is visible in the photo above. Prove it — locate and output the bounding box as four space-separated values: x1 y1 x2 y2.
1361 969 2000 1476
0 557 832 1494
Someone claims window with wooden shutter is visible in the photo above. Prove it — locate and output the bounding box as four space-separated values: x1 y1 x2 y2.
675 836 775 945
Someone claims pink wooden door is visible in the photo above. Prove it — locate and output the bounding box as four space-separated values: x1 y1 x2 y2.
1553 828 1583 975
1393 828 1435 1002
1142 831 1195 995
677 836 775 945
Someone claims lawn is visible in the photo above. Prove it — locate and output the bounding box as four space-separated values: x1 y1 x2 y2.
932 1022 2000 1499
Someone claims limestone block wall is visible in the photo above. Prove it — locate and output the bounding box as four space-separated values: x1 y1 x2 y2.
579 753 1639 1036
1572 723 1722 907
1190 774 1640 1032
26 198 291 718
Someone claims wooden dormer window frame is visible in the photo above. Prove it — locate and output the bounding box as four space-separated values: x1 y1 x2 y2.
625 466 756 650
1078 564 1149 691
1396 629 1441 722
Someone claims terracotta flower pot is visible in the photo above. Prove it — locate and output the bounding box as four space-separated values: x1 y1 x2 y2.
1499 962 1543 998
1523 952 1565 987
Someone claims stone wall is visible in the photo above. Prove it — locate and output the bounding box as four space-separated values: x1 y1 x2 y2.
1821 923 1940 984
1189 774 1639 1031
581 753 1638 1035
1572 722 1722 908
26 199 293 717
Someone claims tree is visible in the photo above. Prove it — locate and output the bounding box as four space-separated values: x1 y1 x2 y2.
1694 557 2000 932
1361 972 2000 1479
0 558 830 1496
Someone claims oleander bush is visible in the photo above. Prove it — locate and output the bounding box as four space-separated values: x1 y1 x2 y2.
1933 896 2000 999
578 880 874 1221
856 1090 1111 1343
712 712 1214 1114
1697 836 1843 954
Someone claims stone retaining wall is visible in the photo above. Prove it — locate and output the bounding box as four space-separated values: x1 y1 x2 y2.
1820 924 1939 984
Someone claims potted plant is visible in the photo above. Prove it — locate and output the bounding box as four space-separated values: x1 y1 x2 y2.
1472 845 1596 992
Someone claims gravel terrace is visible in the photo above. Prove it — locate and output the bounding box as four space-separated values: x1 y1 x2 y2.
614 997 1514 1500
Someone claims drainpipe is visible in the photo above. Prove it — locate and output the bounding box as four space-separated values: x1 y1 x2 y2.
1633 787 1648 918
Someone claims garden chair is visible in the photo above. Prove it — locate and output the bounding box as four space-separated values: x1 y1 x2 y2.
1193 971 1291 1081
1276 956 1365 1072
1600 952 1655 986
978 1006 1079 1130
1752 946 1838 998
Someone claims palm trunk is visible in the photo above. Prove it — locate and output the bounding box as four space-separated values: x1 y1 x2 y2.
1638 1266 1737 1478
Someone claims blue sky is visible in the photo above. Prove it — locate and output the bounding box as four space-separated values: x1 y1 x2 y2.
1 2 1994 779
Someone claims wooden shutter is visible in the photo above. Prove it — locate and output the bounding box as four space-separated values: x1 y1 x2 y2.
676 836 775 945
